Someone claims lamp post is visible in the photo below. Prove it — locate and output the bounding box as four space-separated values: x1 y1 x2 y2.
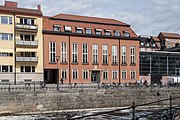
56 56 60 90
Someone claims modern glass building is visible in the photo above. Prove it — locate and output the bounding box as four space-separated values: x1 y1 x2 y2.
140 51 180 76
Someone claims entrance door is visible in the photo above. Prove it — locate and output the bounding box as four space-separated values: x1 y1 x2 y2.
91 71 100 83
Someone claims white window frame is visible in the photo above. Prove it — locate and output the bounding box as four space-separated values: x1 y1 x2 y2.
85 28 92 34
82 70 88 79
112 70 118 79
82 44 88 64
114 30 120 36
61 42 67 63
102 45 108 64
64 26 72 32
72 43 78 63
20 66 35 73
105 30 111 36
0 33 13 40
49 42 56 63
76 27 83 33
92 44 98 64
124 31 130 37
112 45 117 64
130 70 136 79
103 70 108 80
95 29 102 35
121 46 126 64
0 65 13 73
53 25 61 31
61 69 67 79
72 69 78 79
0 16 12 24
130 46 136 64
121 70 127 79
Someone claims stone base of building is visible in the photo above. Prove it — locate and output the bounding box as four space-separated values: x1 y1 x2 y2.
0 73 43 84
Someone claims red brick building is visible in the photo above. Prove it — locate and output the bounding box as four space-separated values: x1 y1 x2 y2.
43 14 139 84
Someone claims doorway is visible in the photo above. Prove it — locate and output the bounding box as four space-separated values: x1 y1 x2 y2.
44 69 58 84
91 71 100 83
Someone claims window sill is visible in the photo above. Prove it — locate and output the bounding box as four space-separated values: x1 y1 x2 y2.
49 62 57 64
130 63 136 66
71 63 79 65
112 63 118 66
60 62 68 65
92 63 99 65
82 63 89 65
121 63 127 66
102 63 109 65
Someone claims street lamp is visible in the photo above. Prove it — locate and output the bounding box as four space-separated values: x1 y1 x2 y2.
56 56 60 90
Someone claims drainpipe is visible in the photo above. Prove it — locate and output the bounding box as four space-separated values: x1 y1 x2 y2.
13 14 16 85
68 35 71 84
119 39 121 83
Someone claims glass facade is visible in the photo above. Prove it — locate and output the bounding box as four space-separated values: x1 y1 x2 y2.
140 52 180 76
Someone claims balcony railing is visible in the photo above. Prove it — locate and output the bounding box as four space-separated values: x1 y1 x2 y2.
16 40 38 47
16 24 38 32
16 57 38 62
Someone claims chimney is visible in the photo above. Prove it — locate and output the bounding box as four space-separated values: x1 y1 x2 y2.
5 1 17 8
37 5 41 11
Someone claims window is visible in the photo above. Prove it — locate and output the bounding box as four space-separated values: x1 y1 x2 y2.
76 27 83 33
53 25 60 31
82 44 88 63
83 70 88 79
114 30 120 36
0 66 12 73
103 70 108 79
92 44 98 64
102 45 108 64
20 18 35 25
121 46 126 64
64 26 72 32
130 46 136 64
72 43 78 63
105 30 111 36
61 69 67 79
112 70 118 79
49 42 56 63
72 69 78 79
0 53 13 57
0 33 13 40
112 46 117 64
95 29 102 35
121 70 127 79
20 66 35 73
85 28 92 34
131 70 136 79
20 34 35 41
0 16 12 24
124 31 130 37
61 42 67 63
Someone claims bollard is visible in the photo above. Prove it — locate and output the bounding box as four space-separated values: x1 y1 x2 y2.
169 95 173 120
34 82 35 91
132 102 136 120
8 83 10 92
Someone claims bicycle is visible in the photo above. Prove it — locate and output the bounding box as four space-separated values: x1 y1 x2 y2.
40 82 48 91
24 83 31 91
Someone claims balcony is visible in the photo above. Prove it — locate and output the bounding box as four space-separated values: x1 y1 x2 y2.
16 40 38 47
16 24 38 32
16 57 38 62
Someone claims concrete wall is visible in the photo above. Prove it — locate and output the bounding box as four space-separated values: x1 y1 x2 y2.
0 88 179 114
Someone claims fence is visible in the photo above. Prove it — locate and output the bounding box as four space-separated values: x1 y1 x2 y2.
71 96 180 120
0 82 179 92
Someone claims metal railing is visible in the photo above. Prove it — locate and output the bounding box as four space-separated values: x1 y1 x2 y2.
16 56 38 62
16 40 38 46
70 96 180 120
16 23 38 30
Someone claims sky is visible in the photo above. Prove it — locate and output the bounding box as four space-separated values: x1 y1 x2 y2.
0 0 180 36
